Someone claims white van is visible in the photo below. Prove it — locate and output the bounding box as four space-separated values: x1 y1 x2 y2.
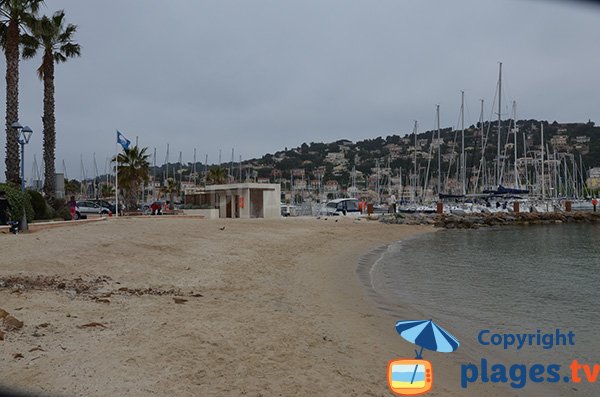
319 198 361 216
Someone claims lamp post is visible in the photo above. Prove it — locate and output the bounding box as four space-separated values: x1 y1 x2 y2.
11 122 33 231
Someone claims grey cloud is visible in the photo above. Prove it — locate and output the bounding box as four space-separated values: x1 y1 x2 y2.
1 0 599 180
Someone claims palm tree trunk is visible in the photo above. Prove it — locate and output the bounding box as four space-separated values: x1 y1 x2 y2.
4 20 20 184
42 49 56 198
128 181 139 211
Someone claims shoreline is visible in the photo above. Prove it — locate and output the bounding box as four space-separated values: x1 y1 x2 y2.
381 211 600 229
359 228 581 396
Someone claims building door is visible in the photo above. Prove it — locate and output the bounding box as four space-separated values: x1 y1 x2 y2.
250 189 263 218
226 196 232 218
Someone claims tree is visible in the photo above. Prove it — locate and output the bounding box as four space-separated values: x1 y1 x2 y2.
207 167 228 185
160 178 179 206
63 178 79 195
114 146 150 210
0 0 43 183
100 184 114 198
22 10 80 198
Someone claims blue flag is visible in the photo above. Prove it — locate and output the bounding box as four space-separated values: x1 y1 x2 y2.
116 130 131 150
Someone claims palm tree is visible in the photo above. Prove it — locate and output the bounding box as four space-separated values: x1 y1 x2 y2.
0 0 43 184
22 10 80 198
207 167 228 185
114 146 150 210
161 178 179 207
63 178 79 196
100 184 114 198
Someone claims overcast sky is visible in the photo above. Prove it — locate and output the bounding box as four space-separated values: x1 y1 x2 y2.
1 0 599 181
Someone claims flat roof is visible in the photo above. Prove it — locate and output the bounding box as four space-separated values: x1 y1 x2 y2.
202 183 280 192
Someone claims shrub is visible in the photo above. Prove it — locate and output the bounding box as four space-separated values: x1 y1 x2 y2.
48 197 70 220
26 190 49 220
0 183 34 222
56 206 72 220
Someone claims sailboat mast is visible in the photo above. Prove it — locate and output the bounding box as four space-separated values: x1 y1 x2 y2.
153 148 157 201
376 158 380 204
513 101 518 188
461 90 465 195
193 148 197 185
413 120 418 201
230 148 234 181
93 153 99 200
178 151 183 188
523 126 529 189
387 157 391 197
541 122 545 200
497 62 502 186
479 99 485 191
166 143 170 180
437 105 441 195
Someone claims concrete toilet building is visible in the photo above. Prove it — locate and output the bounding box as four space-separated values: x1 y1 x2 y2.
198 183 281 219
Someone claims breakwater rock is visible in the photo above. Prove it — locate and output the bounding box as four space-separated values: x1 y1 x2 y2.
380 212 600 229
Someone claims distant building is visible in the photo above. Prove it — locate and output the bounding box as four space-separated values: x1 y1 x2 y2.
325 152 346 165
575 136 590 144
324 180 339 192
587 168 600 190
293 179 306 188
574 144 589 155
292 168 305 177
550 135 569 149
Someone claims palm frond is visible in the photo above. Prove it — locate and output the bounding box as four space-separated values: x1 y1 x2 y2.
0 23 7 48
20 31 38 58
53 51 65 63
59 41 79 59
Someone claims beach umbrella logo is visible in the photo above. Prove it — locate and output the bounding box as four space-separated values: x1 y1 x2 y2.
387 319 460 396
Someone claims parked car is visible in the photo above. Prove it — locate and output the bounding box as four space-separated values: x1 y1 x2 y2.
318 198 361 217
88 199 121 215
281 204 292 217
76 200 112 215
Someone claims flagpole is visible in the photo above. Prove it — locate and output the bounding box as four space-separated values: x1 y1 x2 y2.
115 139 119 217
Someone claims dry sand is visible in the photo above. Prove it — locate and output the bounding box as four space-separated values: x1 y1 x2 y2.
0 217 508 396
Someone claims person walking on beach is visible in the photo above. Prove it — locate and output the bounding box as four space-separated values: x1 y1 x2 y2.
68 196 77 220
0 190 11 225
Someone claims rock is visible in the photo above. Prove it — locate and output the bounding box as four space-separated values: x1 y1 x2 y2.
0 330 4 341
0 308 9 319
173 298 188 304
78 322 106 329
4 315 24 331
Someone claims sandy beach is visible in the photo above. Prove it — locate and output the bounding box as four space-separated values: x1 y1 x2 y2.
1 217 505 397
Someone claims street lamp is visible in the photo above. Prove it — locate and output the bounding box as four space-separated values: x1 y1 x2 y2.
11 121 33 230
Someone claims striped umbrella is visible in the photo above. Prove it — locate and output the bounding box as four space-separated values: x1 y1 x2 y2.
395 319 460 385
395 319 460 358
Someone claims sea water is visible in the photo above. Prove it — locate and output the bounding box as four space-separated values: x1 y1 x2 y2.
372 223 600 395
